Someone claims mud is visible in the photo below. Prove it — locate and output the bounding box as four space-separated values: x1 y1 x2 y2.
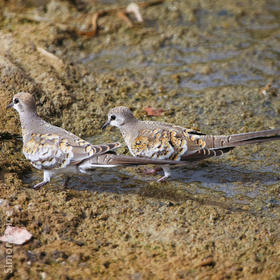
0 0 280 279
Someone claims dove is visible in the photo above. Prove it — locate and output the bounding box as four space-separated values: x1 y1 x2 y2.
102 106 280 181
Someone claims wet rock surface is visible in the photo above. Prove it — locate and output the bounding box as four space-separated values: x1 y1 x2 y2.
0 0 280 278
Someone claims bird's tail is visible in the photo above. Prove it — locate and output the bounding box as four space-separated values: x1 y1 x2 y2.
79 153 186 171
203 129 280 149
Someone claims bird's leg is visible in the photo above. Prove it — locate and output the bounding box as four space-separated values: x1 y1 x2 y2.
33 170 52 189
157 166 171 182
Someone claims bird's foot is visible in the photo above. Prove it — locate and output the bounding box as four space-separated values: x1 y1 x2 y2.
33 181 48 189
157 166 171 182
157 175 169 182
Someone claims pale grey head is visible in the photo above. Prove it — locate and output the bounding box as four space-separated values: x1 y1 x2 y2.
6 92 37 115
102 106 137 129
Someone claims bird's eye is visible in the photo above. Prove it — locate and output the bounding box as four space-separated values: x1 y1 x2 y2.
14 98 19 104
111 115 116 120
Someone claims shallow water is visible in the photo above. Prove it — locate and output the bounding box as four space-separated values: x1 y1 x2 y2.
80 1 280 91
23 0 280 217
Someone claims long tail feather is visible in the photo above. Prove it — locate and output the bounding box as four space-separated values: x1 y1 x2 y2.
81 154 186 169
203 129 280 149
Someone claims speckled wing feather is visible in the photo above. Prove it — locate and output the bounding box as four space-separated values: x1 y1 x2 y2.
130 127 207 161
23 133 121 170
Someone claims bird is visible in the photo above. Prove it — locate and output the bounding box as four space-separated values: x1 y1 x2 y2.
102 106 280 181
6 93 184 189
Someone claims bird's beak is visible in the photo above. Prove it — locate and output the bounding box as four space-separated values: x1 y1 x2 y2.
101 120 110 130
6 102 14 109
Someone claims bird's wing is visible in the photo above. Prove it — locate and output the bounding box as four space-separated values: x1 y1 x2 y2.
130 124 230 161
23 133 121 169
130 127 190 160
71 138 121 163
